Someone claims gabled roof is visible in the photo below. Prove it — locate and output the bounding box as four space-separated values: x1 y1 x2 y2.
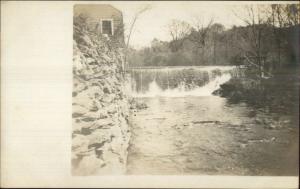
74 4 122 14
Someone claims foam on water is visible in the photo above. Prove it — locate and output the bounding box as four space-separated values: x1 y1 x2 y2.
131 73 231 97
129 66 235 98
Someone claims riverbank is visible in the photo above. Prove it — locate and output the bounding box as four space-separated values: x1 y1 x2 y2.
213 66 300 115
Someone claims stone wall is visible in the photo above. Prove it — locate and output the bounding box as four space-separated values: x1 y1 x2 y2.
71 15 130 175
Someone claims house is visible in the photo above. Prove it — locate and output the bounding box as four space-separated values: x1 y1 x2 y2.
74 4 124 43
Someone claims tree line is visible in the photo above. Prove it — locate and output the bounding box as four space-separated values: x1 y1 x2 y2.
128 4 299 76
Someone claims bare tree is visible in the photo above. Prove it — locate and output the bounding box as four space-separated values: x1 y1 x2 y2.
188 16 214 65
167 19 192 52
268 4 285 68
266 4 300 68
269 4 300 28
210 23 225 64
285 4 300 26
124 4 152 71
234 5 271 78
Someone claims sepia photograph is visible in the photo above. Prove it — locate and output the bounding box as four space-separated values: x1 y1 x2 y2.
72 2 299 176
1 0 299 188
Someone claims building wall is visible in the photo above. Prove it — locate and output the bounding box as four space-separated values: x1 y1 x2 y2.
74 4 124 42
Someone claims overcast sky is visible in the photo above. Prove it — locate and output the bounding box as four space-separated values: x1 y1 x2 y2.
99 1 297 49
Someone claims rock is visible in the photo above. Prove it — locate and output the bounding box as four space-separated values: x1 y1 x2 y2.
72 134 89 152
101 94 114 103
72 92 78 97
86 110 108 119
130 99 148 110
73 154 106 175
264 124 277 130
73 112 84 118
107 104 118 114
255 118 263 124
212 88 221 95
89 103 99 112
73 104 89 115
73 90 95 110
81 117 96 122
103 87 111 94
248 110 256 118
74 118 94 130
86 57 96 64
136 102 148 110
81 127 92 135
98 118 114 127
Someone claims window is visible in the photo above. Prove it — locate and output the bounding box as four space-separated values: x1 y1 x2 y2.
101 19 113 35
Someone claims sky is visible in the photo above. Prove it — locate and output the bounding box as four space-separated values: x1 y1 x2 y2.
99 1 297 49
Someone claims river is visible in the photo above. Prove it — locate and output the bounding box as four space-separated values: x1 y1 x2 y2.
126 66 299 175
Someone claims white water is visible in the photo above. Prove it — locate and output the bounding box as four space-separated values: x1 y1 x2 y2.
130 66 234 97
130 66 235 72
131 73 231 97
127 66 298 175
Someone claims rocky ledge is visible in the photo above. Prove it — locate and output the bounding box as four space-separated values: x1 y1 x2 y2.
72 16 130 175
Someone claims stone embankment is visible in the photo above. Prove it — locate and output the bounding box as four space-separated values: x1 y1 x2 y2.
72 16 130 175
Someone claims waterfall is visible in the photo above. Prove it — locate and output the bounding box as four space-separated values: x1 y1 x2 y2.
129 66 235 97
